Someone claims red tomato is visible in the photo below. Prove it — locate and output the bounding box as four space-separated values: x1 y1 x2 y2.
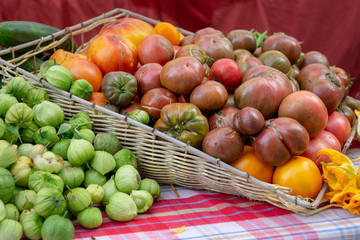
210 59 243 93
134 63 163 97
325 111 351 147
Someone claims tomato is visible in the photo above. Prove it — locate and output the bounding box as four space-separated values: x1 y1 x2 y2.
325 111 352 147
99 17 155 53
202 127 244 164
138 34 174 66
252 117 309 166
258 50 293 76
195 35 234 61
210 59 242 93
160 56 205 95
261 34 302 65
134 63 163 97
233 107 265 136
87 33 137 75
191 27 224 44
233 49 253 61
140 88 177 120
175 44 213 66
154 103 209 149
230 146 274 183
235 56 263 75
154 22 181 46
297 51 330 69
120 102 142 116
208 106 241 130
101 71 138 107
226 30 257 53
62 58 103 92
180 35 193 46
272 156 323 199
50 49 86 65
89 92 108 106
189 80 228 114
278 90 328 138
235 65 293 119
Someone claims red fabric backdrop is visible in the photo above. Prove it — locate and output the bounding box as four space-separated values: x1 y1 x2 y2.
1 0 360 98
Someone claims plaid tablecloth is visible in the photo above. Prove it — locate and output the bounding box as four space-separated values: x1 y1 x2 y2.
73 184 360 240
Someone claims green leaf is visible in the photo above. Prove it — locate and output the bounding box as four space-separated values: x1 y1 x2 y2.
5 123 22 143
73 129 82 139
57 123 72 135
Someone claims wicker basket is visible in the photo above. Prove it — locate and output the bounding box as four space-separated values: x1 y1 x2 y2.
0 8 341 214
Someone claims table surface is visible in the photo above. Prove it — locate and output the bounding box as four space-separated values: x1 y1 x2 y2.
73 184 360 240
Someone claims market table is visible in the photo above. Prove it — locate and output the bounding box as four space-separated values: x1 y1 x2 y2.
72 149 360 240
73 185 360 240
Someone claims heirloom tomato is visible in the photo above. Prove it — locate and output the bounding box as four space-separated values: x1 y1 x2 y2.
87 33 137 75
210 58 242 92
99 17 155 53
230 146 274 183
138 34 174 66
272 156 322 199
101 71 137 107
154 103 209 149
160 56 204 95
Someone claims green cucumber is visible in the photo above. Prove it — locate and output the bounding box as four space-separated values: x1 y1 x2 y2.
0 21 77 53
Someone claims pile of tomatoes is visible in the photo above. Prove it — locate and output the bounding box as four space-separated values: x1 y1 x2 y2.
50 17 358 200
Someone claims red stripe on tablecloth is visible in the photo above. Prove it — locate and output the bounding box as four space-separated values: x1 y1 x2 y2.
73 192 296 238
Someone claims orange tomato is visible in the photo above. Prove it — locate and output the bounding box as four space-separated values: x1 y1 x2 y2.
50 49 86 65
154 22 181 46
89 92 107 106
62 58 103 92
272 156 323 199
230 146 274 183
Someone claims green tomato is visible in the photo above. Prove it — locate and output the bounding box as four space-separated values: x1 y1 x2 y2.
113 148 137 171
21 212 43 240
33 101 65 127
0 140 19 168
23 88 49 108
84 169 107 188
45 65 74 91
90 151 116 175
58 161 85 188
114 165 140 194
67 139 95 167
0 94 18 117
4 203 19 220
138 178 161 200
5 103 34 129
70 79 93 100
0 167 15 203
28 171 64 193
129 109 150 125
106 192 137 222
130 190 153 213
33 126 60 148
6 76 30 101
51 139 71 160
0 219 23 240
20 121 39 143
34 188 66 218
65 187 92 212
77 207 102 229
41 214 74 240
93 133 122 155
